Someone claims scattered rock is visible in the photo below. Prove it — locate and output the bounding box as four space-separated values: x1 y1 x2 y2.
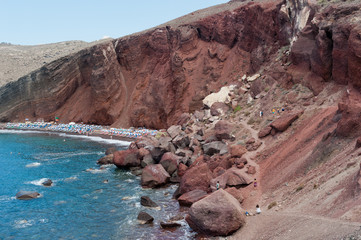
42 179 53 187
210 102 230 116
167 125 182 139
16 191 40 200
140 196 159 208
141 164 170 188
186 189 245 236
179 163 213 195
137 211 154 224
229 144 247 158
203 141 228 156
258 126 272 138
247 165 257 174
141 154 155 168
97 154 114 165
214 120 233 140
178 189 208 206
113 149 140 168
159 152 180 175
271 112 302 132
160 221 182 228
178 163 188 177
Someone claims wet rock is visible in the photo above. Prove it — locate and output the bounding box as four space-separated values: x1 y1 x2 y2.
141 164 170 188
137 211 154 224
179 163 213 195
113 149 140 168
186 189 245 236
214 120 233 140
160 221 182 228
42 179 53 187
229 144 247 158
105 147 117 155
178 189 208 207
203 141 228 156
16 191 40 200
140 196 159 208
159 152 180 175
97 154 114 165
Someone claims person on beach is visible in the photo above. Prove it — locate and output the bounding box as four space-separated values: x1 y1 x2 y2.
256 204 261 214
216 181 220 190
254 178 257 188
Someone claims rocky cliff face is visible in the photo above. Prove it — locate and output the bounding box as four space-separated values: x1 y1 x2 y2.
0 0 360 132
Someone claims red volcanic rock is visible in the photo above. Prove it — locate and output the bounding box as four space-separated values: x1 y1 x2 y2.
247 165 257 174
229 144 247 158
159 152 180 175
214 120 233 140
213 166 226 177
271 112 302 132
178 163 188 177
210 167 253 191
138 148 150 158
141 164 170 188
225 187 244 204
179 163 213 195
356 137 361 149
178 189 208 206
336 92 361 137
177 113 191 126
113 149 140 168
258 126 272 138
186 189 245 236
210 102 230 116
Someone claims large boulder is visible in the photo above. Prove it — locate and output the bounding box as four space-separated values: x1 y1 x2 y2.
229 144 247 158
210 102 230 116
271 112 302 132
178 189 208 206
203 141 228 156
172 133 190 148
225 187 244 204
97 154 114 165
186 189 246 236
140 196 159 208
214 120 233 140
113 149 140 168
258 126 272 138
158 136 176 153
16 191 40 200
141 164 170 188
159 152 180 175
179 163 213 195
210 167 253 191
137 211 154 224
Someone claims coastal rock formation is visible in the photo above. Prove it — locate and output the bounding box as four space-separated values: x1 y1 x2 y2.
179 163 213 195
16 191 40 200
137 211 154 224
178 189 208 206
113 149 140 168
141 164 170 188
140 196 159 208
186 189 245 236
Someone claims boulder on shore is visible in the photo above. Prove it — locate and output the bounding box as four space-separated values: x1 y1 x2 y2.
113 149 140 168
97 154 114 165
137 211 154 224
178 189 208 206
141 164 170 188
140 196 159 208
179 163 212 195
186 189 245 236
16 191 40 200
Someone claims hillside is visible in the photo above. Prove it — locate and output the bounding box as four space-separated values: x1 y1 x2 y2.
1 0 361 239
0 40 110 87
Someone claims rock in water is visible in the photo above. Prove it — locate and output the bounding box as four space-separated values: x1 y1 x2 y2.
137 211 154 224
140 196 159 208
16 191 40 200
113 149 140 168
141 164 170 188
42 179 53 187
160 221 182 228
97 154 114 165
186 189 245 236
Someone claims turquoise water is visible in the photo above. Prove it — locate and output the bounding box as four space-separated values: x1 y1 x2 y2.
0 130 193 240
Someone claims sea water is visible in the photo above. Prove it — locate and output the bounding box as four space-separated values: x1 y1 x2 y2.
0 130 193 240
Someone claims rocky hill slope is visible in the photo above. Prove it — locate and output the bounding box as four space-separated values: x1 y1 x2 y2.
0 40 109 87
1 0 361 238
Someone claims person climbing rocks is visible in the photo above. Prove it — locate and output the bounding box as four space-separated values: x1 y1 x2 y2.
216 181 220 190
256 204 261 214
254 178 257 188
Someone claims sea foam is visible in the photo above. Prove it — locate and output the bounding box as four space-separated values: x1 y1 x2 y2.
26 162 41 168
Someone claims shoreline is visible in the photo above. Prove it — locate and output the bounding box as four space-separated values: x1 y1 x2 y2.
0 122 157 144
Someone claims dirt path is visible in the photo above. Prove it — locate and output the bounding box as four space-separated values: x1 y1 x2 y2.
230 211 361 240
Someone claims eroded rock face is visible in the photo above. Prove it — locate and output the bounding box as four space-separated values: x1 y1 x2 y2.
186 189 246 236
0 0 295 128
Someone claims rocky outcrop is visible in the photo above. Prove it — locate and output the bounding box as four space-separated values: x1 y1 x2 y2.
186 189 246 236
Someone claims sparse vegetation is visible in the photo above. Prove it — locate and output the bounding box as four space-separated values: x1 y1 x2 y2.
234 105 242 113
268 201 277 209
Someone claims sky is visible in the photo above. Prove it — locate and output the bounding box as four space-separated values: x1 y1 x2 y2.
1 0 229 45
